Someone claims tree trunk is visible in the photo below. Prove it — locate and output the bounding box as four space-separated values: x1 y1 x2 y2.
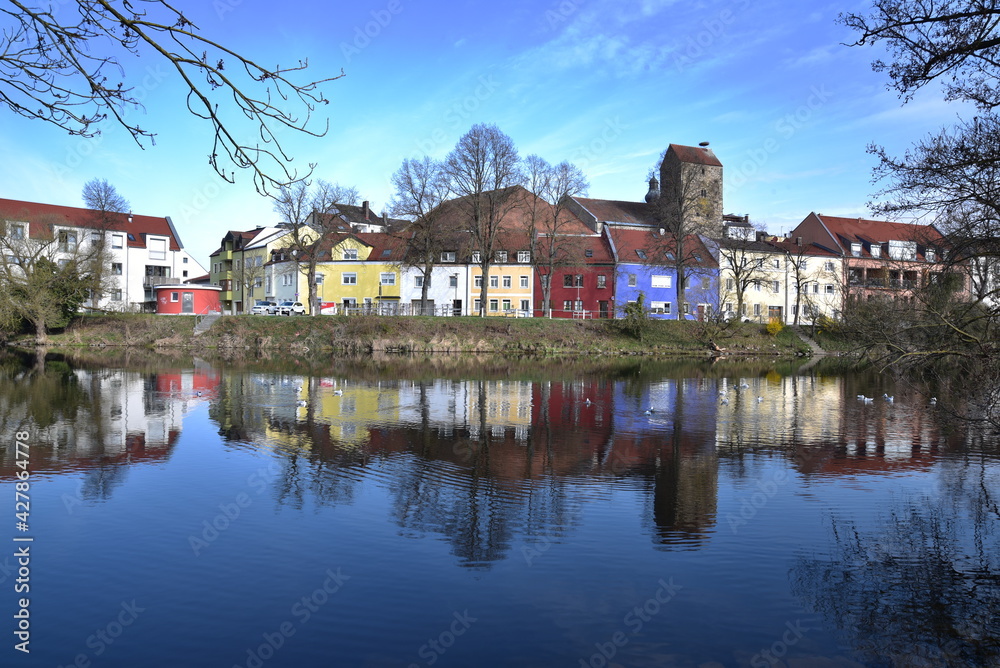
420 265 431 316
478 261 490 317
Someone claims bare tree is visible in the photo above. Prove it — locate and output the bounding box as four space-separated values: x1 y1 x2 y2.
445 124 523 317
523 155 589 317
272 180 359 316
234 253 266 312
389 157 456 315
1 0 341 193
81 178 130 310
711 230 770 322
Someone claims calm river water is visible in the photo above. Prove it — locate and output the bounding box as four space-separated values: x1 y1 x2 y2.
0 351 997 668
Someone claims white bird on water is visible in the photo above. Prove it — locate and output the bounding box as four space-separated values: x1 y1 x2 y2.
334 389 343 396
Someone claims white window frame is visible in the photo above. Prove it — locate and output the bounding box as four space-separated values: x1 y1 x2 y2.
380 272 396 286
343 248 359 260
503 275 512 288
517 250 530 263
441 251 456 263
519 275 528 288
342 272 358 285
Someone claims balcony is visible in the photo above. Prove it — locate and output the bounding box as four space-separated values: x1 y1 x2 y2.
144 276 180 287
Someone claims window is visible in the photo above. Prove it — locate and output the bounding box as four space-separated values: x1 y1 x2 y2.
90 230 102 244
474 299 481 312
636 249 647 260
628 274 637 287
585 249 593 258
825 283 834 294
183 271 188 278
495 251 507 263
724 302 732 313
449 275 458 288
753 280 761 292
519 275 528 288
148 237 167 261
111 234 124 249
235 259 241 270
441 251 456 263
489 299 499 312
798 260 808 270
926 249 936 262
475 275 483 288
851 243 862 257
502 275 511 288
254 277 262 288
342 272 357 285
58 230 78 252
489 275 499 288
415 275 424 288
183 257 188 264
871 244 881 258
575 300 583 311
597 274 606 289
753 303 761 316
112 289 122 301
651 275 672 288
502 299 511 310
266 277 272 293
112 262 122 275
343 248 358 260
563 300 573 312
8 223 25 240
520 299 529 311
170 292 179 302
517 250 530 263
380 272 396 286
726 278 734 290
772 259 781 269
824 261 834 271
683 303 690 314
575 275 583 287
471 251 481 263
772 281 780 293
563 274 573 288
694 253 703 262
700 188 707 197
812 282 819 294
381 249 392 258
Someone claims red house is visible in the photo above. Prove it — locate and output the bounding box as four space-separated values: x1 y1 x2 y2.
533 229 616 318
154 284 222 315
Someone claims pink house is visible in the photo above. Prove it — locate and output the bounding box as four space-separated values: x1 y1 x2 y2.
154 285 221 315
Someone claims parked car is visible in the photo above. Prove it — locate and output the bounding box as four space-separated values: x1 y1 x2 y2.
250 301 277 315
276 301 306 316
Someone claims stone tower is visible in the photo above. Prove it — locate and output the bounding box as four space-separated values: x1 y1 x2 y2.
658 143 723 237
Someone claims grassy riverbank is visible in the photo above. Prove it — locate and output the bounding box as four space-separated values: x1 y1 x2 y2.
23 313 819 356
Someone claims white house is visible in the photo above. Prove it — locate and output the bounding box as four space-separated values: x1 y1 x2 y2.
0 197 205 312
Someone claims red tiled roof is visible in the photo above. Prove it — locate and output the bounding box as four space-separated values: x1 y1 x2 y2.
768 239 841 258
610 228 717 268
535 233 614 265
815 214 944 260
0 197 182 251
668 144 722 167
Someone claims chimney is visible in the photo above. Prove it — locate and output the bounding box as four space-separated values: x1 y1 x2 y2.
363 201 370 220
382 211 388 226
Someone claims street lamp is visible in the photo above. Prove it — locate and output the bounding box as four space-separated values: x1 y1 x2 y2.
452 273 459 316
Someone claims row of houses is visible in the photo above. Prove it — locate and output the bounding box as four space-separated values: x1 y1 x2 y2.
0 144 978 322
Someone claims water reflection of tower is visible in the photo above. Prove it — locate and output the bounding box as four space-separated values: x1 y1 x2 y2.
612 378 718 548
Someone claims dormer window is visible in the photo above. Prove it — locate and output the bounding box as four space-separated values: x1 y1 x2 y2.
870 244 881 258
926 249 935 262
851 243 862 257
441 251 457 263
343 248 358 260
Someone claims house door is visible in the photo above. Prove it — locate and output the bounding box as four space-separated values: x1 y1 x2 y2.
696 304 705 321
768 305 783 321
599 301 609 319
452 299 462 316
182 292 194 314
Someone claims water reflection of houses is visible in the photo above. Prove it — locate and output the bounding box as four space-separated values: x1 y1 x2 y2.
1 366 218 497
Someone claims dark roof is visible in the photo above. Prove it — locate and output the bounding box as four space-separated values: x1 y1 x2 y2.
610 228 717 268
0 197 182 251
668 144 722 167
572 197 659 227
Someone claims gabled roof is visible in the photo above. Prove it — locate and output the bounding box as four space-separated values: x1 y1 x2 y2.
534 233 614 265
813 214 945 260
767 239 841 258
433 185 594 237
571 197 658 227
609 228 717 268
668 144 722 168
0 197 182 250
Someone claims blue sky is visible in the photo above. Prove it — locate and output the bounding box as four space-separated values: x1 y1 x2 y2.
0 0 969 263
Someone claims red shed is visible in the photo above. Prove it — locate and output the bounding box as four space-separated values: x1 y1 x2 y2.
154 285 222 315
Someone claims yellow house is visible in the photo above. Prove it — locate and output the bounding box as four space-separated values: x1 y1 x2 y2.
270 232 405 314
469 233 534 317
209 226 295 314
